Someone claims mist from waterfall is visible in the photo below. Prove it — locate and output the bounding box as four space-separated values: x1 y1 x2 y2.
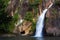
34 3 53 37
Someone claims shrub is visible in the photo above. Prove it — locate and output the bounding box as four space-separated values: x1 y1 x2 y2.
0 0 19 33
24 12 33 22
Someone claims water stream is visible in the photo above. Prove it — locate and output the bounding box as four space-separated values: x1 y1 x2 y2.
34 3 53 37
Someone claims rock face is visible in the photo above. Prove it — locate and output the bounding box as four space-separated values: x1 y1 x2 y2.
46 27 60 36
13 20 32 36
45 0 60 36
18 21 32 36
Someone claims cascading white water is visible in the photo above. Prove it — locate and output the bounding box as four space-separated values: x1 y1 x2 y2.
34 3 53 37
34 9 48 37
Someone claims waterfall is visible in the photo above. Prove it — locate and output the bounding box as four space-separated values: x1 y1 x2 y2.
34 3 53 37
34 9 48 37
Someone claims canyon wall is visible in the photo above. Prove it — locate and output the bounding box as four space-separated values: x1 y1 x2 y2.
45 0 60 36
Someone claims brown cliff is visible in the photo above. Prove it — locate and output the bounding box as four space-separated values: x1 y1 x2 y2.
45 0 60 36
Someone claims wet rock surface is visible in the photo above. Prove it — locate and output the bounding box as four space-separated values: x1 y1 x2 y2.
45 1 60 36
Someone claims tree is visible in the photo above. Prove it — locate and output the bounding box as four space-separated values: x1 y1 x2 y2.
0 0 11 32
0 0 19 33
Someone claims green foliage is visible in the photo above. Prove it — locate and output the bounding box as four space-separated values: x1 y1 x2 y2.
52 9 57 14
34 8 38 16
34 0 42 4
0 0 9 32
0 16 13 32
0 13 19 33
31 21 36 31
29 0 42 8
55 1 60 6
24 12 33 22
8 20 15 32
4 0 10 7
45 18 48 23
13 13 19 23
0 0 18 33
